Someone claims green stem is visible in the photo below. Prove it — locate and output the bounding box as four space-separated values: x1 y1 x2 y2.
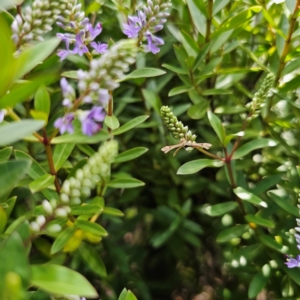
43 129 61 193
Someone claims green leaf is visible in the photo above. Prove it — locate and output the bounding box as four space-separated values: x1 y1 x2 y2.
268 190 300 218
0 206 7 234
125 291 138 300
107 177 145 189
0 160 31 200
251 175 282 194
180 30 199 57
75 220 108 236
285 267 300 287
168 86 193 97
0 0 22 9
213 0 230 15
51 226 77 254
53 143 75 171
0 120 44 146
61 71 78 79
0 147 13 162
193 43 211 71
202 89 232 96
30 264 98 297
187 100 209 119
204 202 238 217
207 111 226 143
186 0 206 36
223 131 244 147
142 89 162 113
177 159 223 175
3 196 17 218
119 288 128 300
34 85 50 116
113 116 149 135
104 115 120 130
15 38 60 79
51 130 109 144
103 207 124 217
79 243 107 278
231 244 263 261
216 224 249 243
71 204 103 216
162 64 188 74
29 174 55 194
114 147 148 163
245 214 274 228
118 68 166 82
259 234 285 253
234 187 268 208
232 139 277 159
248 271 270 298
30 110 48 122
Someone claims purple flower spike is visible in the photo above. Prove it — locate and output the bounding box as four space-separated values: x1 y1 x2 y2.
73 32 88 56
54 113 74 134
87 23 103 41
89 106 106 122
146 32 164 54
90 41 108 54
60 78 69 95
285 255 300 268
81 118 100 136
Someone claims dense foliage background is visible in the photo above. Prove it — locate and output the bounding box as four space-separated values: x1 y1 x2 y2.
2 0 300 299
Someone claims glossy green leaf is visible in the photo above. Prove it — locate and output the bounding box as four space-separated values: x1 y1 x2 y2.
205 201 238 217
231 244 263 261
162 64 188 74
79 243 107 278
113 116 149 135
223 131 244 147
107 178 145 188
216 224 249 243
259 234 285 253
118 68 166 81
75 220 108 236
30 110 48 122
3 196 17 218
51 130 109 144
0 206 7 233
34 85 50 116
202 89 232 96
114 147 148 163
234 187 268 208
187 101 209 119
232 139 277 159
103 207 124 217
142 89 162 113
248 271 269 298
29 174 55 194
15 38 60 79
207 111 226 143
104 115 120 130
177 159 223 175
193 43 211 71
168 86 193 97
213 0 230 15
0 120 44 146
61 71 78 79
180 30 199 57
51 226 77 254
71 204 103 216
30 264 98 297
251 175 282 194
186 0 206 36
268 190 300 217
245 214 274 228
0 160 31 200
0 147 12 162
53 143 75 171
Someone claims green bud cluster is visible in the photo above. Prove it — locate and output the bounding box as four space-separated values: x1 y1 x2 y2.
246 73 275 120
60 140 118 206
11 0 74 46
160 106 196 141
30 140 118 234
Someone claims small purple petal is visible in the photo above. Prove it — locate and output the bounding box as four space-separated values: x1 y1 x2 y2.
60 78 69 95
0 109 5 123
62 99 72 107
285 255 300 268
81 118 100 136
73 33 88 56
54 113 74 134
89 106 106 122
90 41 108 54
123 23 140 38
87 23 103 40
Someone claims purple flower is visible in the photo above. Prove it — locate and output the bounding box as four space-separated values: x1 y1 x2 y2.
90 41 108 54
79 106 106 136
123 21 140 38
87 23 103 41
98 89 110 105
285 255 300 268
0 109 6 123
72 32 88 56
60 78 69 95
54 113 74 134
146 32 164 54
